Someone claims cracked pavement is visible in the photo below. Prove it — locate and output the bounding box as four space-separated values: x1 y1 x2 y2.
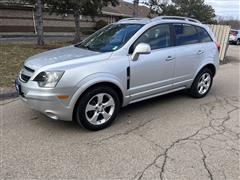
0 45 239 179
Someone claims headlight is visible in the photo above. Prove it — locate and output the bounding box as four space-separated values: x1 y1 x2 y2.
33 71 64 88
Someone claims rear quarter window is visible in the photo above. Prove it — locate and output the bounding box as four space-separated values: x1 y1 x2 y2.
173 24 199 46
196 26 213 43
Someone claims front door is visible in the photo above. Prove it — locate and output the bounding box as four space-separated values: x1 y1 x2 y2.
129 24 175 101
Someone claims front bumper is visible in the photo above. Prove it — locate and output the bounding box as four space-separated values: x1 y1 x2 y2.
16 79 75 121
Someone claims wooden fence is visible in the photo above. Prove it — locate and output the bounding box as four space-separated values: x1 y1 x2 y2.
208 24 231 61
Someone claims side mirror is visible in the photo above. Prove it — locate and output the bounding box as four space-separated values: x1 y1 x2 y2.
131 43 151 61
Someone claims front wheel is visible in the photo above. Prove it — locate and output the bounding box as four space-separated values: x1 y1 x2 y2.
189 68 213 98
74 86 120 131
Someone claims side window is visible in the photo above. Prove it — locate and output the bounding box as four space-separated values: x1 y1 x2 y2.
173 24 199 46
132 24 171 51
196 27 213 43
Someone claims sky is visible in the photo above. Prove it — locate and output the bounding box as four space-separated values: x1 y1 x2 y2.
205 0 239 19
124 0 240 19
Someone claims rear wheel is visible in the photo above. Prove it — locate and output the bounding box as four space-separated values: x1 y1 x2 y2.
74 86 120 131
189 68 213 98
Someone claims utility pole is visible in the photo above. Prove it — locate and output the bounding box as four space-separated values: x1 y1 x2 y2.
133 0 139 17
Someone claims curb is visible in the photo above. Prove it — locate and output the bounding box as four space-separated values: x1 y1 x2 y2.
0 89 18 100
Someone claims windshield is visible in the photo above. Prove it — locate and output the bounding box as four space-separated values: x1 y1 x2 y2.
231 30 238 35
76 23 143 52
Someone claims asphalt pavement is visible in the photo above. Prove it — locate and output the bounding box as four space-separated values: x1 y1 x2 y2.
0 45 239 179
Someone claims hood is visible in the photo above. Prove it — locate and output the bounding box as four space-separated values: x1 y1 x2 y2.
25 45 100 70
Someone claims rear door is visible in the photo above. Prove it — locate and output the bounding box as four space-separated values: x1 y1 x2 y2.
172 23 204 88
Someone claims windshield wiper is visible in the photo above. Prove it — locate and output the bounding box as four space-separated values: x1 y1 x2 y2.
85 46 94 51
74 44 81 48
74 44 95 51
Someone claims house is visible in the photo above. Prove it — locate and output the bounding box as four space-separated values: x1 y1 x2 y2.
0 0 151 35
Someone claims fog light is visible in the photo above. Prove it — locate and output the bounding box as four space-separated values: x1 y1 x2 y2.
45 111 58 120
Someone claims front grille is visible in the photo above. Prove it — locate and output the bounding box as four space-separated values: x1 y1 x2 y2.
20 74 30 82
19 65 35 83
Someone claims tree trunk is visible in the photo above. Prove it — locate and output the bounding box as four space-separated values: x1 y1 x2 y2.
74 11 81 43
133 0 139 17
35 0 44 45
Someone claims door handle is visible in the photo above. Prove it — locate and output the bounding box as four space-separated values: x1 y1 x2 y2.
197 50 204 55
165 56 175 61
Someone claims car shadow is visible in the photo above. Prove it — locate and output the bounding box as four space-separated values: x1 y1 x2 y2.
30 90 190 132
121 90 188 113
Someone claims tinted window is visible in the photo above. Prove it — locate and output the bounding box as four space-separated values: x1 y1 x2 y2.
173 24 199 46
196 26 212 43
77 24 143 52
132 24 171 51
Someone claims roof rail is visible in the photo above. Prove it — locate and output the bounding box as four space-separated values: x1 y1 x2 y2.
152 16 201 23
118 18 150 23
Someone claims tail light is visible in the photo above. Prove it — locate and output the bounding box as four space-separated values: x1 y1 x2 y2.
216 43 221 52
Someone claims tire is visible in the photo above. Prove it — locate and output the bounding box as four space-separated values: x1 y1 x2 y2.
74 86 120 131
189 68 213 98
237 39 240 45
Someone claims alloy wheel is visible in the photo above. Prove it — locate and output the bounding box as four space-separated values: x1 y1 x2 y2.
85 93 115 125
197 73 211 95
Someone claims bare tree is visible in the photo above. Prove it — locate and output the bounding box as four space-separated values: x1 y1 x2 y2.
22 0 44 45
133 0 139 17
35 0 44 45
217 16 240 29
46 0 119 43
73 10 81 42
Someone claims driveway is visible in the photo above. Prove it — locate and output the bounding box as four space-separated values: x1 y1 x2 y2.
1 45 239 180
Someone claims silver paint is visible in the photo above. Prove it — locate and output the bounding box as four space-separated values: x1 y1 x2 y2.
17 17 219 121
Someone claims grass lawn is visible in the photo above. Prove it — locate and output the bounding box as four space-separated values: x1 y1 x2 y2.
0 42 72 88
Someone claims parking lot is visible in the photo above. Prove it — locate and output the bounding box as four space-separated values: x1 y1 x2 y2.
0 45 239 180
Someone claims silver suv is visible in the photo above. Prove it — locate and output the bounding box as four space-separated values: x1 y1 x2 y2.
16 16 219 130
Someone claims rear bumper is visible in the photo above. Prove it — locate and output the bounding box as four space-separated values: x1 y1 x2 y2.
17 79 75 121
